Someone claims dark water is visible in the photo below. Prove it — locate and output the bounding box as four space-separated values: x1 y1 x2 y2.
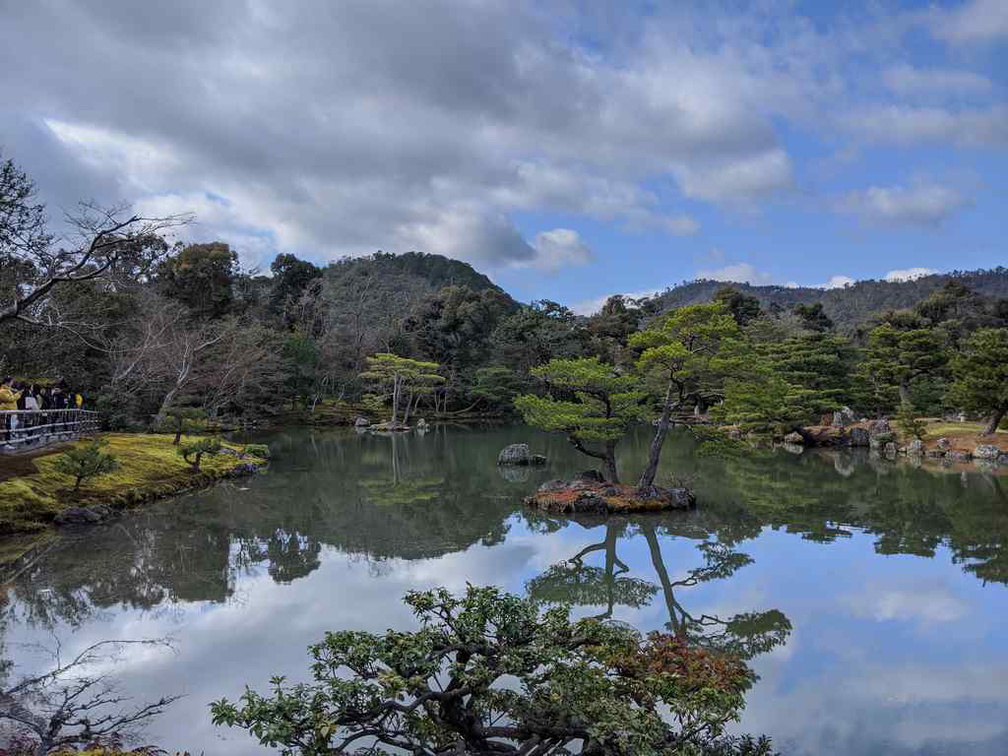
3 425 1007 754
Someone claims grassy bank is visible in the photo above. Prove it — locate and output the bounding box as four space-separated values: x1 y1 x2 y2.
0 433 265 536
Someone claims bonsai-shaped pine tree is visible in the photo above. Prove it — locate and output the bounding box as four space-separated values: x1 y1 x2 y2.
514 357 642 483
54 438 120 492
158 406 206 445
950 327 1008 436
630 302 739 491
211 585 771 756
177 437 222 472
359 353 443 426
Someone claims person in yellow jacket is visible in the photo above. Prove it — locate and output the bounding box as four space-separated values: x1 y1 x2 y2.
1 377 23 444
0 378 22 410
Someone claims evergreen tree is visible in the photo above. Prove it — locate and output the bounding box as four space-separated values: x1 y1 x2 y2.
950 328 1008 435
360 353 443 425
53 438 120 492
861 323 948 410
630 303 739 490
514 357 643 483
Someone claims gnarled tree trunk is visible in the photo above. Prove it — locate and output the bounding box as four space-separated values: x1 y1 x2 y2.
638 380 676 491
983 406 1006 436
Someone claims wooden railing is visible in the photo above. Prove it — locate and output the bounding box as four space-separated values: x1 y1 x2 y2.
0 409 100 453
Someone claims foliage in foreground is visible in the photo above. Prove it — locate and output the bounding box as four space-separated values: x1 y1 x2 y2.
211 585 771 756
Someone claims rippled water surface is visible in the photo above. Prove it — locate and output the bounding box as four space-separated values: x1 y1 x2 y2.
3 425 1007 754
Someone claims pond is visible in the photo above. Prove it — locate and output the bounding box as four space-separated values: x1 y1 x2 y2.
3 425 1007 754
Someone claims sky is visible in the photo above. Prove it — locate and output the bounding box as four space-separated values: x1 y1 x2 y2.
1 0 1006 313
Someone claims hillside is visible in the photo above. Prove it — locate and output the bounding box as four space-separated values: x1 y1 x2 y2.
646 268 1008 330
327 251 506 296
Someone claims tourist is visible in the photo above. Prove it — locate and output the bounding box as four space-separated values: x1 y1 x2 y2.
1 378 23 445
23 384 39 433
52 380 67 410
75 390 84 410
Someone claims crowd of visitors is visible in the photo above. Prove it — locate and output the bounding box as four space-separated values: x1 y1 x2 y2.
0 377 87 447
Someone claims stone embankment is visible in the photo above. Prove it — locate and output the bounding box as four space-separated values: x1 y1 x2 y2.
757 409 1008 466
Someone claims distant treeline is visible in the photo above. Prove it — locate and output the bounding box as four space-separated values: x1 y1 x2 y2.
648 269 1008 331
2 151 1006 434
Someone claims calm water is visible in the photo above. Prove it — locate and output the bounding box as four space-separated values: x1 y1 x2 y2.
3 425 1007 754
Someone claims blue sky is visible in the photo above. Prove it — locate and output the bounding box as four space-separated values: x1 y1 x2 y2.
1 0 1005 312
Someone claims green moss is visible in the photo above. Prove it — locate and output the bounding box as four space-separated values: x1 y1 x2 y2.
0 433 265 538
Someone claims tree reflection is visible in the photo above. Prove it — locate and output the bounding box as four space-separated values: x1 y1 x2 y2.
526 513 792 661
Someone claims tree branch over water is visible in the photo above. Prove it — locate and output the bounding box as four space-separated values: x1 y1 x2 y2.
0 636 181 755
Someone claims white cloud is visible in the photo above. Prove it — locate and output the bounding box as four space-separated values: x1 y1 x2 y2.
838 181 972 227
816 275 855 289
929 0 1008 44
885 267 937 282
696 262 773 285
676 149 794 205
3 1 1003 279
882 65 992 97
843 105 1008 147
844 585 968 624
523 228 594 272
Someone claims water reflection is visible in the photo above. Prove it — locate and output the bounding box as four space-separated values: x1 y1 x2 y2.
526 513 791 660
1 425 1006 754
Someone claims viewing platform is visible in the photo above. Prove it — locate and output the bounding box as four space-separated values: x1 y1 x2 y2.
0 409 100 455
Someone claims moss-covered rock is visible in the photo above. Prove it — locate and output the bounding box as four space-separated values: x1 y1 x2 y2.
524 477 695 514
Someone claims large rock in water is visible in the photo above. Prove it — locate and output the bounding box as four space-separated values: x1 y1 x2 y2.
55 506 108 525
973 444 1001 460
353 417 370 427
498 443 547 466
869 418 891 434
832 406 855 427
783 431 804 445
849 427 870 447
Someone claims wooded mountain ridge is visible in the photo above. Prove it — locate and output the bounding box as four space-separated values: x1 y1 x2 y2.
336 252 1007 330
645 268 1008 330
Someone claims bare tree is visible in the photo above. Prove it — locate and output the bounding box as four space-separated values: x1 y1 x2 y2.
0 638 180 755
196 321 284 420
0 153 191 326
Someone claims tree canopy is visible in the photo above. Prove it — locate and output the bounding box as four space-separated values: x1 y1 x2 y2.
515 357 643 483
211 585 770 756
950 328 1008 435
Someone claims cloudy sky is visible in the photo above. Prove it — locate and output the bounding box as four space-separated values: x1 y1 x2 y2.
1 0 1005 312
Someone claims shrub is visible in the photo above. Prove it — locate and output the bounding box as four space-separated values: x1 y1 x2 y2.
242 443 270 459
177 437 222 472
53 438 120 492
157 407 207 445
896 402 928 441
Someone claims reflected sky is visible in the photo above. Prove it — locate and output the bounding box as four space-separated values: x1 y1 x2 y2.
2 426 1007 754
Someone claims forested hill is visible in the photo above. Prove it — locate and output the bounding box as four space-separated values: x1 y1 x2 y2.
646 268 1008 330
334 251 505 295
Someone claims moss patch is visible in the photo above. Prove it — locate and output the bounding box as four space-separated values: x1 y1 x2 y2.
0 433 265 537
525 479 695 514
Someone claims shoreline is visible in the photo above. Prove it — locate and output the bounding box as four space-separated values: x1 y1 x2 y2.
0 432 267 563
